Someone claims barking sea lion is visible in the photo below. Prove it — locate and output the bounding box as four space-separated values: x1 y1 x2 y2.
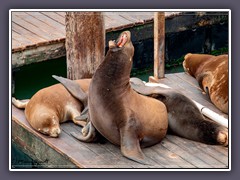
71 31 168 165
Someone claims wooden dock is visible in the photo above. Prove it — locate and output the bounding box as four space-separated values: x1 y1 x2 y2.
11 72 229 169
11 11 157 68
11 11 228 68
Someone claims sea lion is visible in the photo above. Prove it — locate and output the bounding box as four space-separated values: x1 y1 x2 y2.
55 75 228 147
130 78 228 146
71 31 168 165
12 78 91 137
183 53 228 114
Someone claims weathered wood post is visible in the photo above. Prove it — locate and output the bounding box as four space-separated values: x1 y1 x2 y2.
65 12 105 79
154 12 165 79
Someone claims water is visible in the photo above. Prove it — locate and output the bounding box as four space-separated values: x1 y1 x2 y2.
13 57 67 99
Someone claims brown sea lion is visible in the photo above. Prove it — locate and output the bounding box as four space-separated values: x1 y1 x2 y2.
183 53 228 114
130 78 228 146
71 31 168 165
12 78 91 137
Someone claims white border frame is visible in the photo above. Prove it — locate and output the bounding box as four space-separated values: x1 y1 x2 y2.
9 9 231 172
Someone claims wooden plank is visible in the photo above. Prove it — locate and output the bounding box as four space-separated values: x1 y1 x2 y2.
104 12 134 27
12 22 47 44
27 12 66 34
104 15 122 31
55 11 66 18
112 12 153 23
11 39 22 49
175 72 202 90
40 12 65 25
13 13 62 41
148 142 195 168
119 14 144 23
105 12 153 24
211 144 229 156
160 135 210 168
197 143 228 165
166 136 227 168
104 12 154 32
12 31 35 46
19 13 64 39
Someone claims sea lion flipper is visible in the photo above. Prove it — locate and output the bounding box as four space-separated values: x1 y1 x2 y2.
120 126 149 165
52 75 88 106
75 106 89 122
12 97 29 109
71 122 97 142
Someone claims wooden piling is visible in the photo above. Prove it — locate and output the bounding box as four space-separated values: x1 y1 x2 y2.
65 12 105 79
154 12 165 79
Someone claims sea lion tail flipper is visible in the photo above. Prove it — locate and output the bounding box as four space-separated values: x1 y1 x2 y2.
70 122 97 142
120 126 150 165
12 97 29 109
52 75 88 106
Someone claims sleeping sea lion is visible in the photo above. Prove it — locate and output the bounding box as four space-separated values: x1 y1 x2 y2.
12 78 91 137
183 53 228 114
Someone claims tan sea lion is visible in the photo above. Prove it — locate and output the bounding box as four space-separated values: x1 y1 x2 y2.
71 31 168 165
183 53 228 114
12 78 91 137
130 78 228 146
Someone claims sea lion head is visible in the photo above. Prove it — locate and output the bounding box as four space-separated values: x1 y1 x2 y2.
183 53 214 77
34 113 61 137
116 31 134 58
107 31 134 62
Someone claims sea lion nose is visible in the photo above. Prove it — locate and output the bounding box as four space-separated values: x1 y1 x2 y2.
50 127 61 137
